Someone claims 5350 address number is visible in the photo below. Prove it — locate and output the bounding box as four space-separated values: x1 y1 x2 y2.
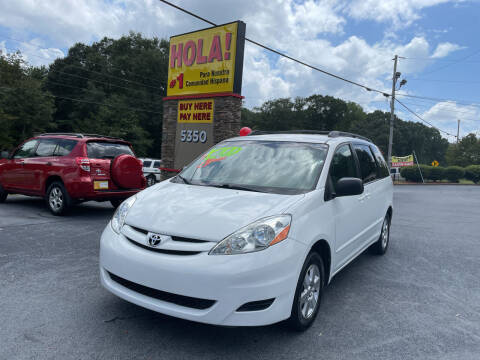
180 130 207 143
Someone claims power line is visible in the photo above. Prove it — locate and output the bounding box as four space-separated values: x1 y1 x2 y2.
401 57 480 63
2 45 162 96
0 67 162 109
400 100 480 121
157 0 389 97
1 35 165 87
396 93 480 108
0 86 162 115
409 78 480 84
395 98 454 136
418 48 480 75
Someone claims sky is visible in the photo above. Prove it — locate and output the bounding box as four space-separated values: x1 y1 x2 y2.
0 0 479 140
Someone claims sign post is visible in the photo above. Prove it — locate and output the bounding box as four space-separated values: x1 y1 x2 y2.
161 21 246 178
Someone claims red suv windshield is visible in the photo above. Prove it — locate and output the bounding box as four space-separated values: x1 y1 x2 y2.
87 142 134 159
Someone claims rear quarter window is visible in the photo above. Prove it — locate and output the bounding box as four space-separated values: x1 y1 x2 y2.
55 139 78 156
87 142 134 159
153 161 162 168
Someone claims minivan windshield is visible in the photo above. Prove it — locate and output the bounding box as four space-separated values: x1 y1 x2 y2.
87 142 134 159
179 140 328 194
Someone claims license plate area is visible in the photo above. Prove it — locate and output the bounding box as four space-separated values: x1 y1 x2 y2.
94 181 109 190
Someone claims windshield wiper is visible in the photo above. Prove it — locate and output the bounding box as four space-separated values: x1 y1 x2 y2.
208 183 264 193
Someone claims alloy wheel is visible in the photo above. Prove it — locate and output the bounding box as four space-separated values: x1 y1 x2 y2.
300 264 321 319
381 218 389 249
49 187 63 211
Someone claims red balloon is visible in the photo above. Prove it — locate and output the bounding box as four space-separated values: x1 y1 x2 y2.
239 127 252 136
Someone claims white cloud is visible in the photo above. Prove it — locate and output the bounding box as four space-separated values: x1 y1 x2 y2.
344 0 460 29
431 42 465 58
0 0 470 112
420 101 480 138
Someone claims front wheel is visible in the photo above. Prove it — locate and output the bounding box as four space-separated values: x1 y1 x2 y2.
46 181 71 216
288 252 325 331
370 213 391 255
0 184 7 203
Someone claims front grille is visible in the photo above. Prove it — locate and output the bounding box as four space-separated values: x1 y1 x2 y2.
125 237 202 255
236 298 275 312
107 271 216 310
123 224 215 255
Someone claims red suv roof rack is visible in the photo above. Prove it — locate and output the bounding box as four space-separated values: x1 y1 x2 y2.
38 133 124 141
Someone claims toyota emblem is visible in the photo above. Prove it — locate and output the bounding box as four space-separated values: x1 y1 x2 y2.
148 233 162 247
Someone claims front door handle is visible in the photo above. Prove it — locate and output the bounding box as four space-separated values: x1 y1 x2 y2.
46 162 52 166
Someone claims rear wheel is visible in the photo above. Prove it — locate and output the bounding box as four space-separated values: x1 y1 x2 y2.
0 184 7 203
146 175 156 187
288 252 325 331
46 181 71 216
370 213 391 255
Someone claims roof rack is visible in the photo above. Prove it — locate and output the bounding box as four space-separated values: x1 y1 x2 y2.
38 133 124 141
38 133 84 138
248 130 371 143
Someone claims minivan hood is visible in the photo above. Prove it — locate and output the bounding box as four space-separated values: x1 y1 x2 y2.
125 181 304 242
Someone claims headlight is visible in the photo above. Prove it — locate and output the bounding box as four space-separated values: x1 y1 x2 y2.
209 215 291 255
111 196 136 234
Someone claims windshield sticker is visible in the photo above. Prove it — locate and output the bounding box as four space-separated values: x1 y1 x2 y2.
198 146 242 168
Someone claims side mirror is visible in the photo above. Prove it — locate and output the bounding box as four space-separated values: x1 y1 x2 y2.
1 151 9 159
335 177 364 197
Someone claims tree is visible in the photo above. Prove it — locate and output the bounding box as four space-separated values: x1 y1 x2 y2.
0 52 55 151
44 32 169 157
446 134 480 167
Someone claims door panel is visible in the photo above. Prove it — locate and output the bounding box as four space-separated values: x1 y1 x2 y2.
327 143 366 271
7 140 39 191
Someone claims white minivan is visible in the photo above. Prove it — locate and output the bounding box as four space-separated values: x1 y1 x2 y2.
99 131 393 330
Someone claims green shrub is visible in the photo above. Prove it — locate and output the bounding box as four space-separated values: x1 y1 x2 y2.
465 165 480 184
400 165 424 182
427 166 445 182
444 166 465 183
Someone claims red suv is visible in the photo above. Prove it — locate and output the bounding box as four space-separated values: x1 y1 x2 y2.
0 133 146 215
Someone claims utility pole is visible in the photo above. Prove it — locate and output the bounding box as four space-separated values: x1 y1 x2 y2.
387 55 399 169
457 119 461 144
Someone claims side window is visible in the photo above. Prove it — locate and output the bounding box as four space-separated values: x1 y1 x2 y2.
353 144 377 183
143 161 152 168
330 144 357 192
370 146 390 178
35 139 58 157
54 139 77 156
14 140 38 158
153 161 162 168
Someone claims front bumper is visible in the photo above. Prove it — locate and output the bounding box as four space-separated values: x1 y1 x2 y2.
99 224 306 326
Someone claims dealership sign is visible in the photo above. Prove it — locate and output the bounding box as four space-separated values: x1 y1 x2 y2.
174 99 215 169
167 21 246 96
391 155 414 167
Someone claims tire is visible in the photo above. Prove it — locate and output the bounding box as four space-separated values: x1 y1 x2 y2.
288 252 325 331
110 199 123 209
146 175 156 187
370 213 391 255
0 184 7 203
46 181 71 216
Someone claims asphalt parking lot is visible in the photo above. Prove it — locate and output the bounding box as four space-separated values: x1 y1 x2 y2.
1 185 479 360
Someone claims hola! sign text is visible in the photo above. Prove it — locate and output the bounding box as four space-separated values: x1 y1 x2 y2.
177 99 214 123
167 22 241 96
